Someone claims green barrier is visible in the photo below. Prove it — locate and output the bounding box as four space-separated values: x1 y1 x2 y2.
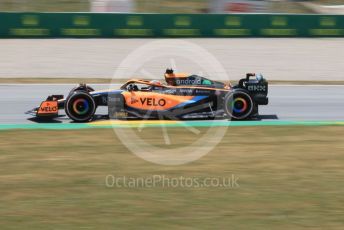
0 13 343 38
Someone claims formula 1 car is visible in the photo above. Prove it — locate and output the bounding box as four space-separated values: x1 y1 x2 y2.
27 69 269 122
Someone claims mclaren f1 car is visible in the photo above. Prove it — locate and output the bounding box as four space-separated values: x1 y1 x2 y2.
27 69 269 122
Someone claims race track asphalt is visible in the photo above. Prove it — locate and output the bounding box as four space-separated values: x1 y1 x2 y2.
0 84 343 124
1 39 344 81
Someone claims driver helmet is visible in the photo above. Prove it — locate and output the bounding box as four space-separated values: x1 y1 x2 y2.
164 68 175 85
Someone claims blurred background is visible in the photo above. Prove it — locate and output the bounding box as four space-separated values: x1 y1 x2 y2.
0 0 344 14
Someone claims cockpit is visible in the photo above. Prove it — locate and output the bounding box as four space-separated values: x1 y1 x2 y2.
120 80 165 92
120 69 229 92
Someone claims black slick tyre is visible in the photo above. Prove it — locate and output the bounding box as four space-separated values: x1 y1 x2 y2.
65 91 96 122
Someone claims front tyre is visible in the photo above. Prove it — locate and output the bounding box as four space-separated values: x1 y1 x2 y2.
224 90 254 120
68 84 95 96
65 91 96 122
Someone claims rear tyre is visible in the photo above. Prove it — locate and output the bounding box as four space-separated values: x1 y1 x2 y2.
224 90 254 120
65 91 96 122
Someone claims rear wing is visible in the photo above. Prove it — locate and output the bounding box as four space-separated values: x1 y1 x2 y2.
237 73 268 105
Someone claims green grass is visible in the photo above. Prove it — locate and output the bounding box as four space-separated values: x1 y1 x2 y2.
1 126 344 229
0 0 89 12
0 0 207 13
0 0 338 13
314 0 344 5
